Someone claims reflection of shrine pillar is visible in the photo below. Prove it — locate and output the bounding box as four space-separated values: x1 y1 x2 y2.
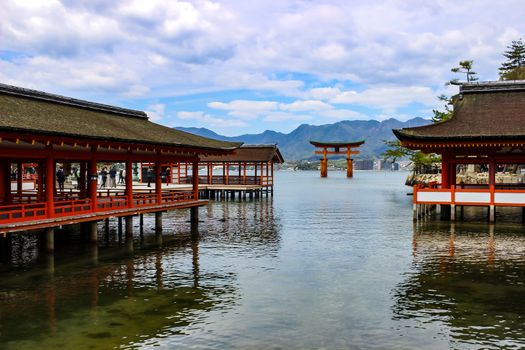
346 158 353 178
45 283 57 334
191 239 199 288
155 252 163 290
487 225 495 270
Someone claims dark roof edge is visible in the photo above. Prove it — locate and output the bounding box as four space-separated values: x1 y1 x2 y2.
241 144 278 148
0 83 148 119
461 80 525 94
310 140 365 146
2 126 243 151
392 128 525 142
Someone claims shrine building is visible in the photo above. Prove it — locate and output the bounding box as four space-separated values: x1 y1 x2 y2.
394 80 525 223
0 83 241 250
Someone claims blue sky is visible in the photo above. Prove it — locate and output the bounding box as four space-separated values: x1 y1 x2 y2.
1 0 524 135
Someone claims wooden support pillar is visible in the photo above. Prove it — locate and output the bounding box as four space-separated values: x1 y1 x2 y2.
450 204 456 221
208 163 212 184
126 160 133 207
155 161 162 204
45 155 55 218
125 216 133 237
79 161 86 198
88 159 98 212
118 217 123 241
226 162 229 185
104 218 110 238
192 161 199 200
489 205 495 223
441 153 450 188
16 162 22 194
0 161 9 203
346 158 353 178
222 162 226 184
191 206 199 224
413 204 418 221
89 221 98 242
155 211 163 232
190 206 199 238
320 148 328 178
46 228 55 253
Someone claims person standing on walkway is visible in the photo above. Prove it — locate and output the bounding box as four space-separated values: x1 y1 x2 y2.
100 167 108 189
56 166 66 192
109 167 117 188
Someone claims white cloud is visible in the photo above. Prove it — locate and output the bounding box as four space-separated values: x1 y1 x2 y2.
145 103 165 122
208 99 278 119
330 85 437 113
308 87 342 100
177 111 246 128
280 100 333 112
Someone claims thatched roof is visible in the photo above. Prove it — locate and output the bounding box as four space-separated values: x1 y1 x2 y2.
199 144 284 163
0 83 242 151
394 81 525 143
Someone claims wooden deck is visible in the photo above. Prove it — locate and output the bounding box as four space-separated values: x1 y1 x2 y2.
0 199 207 234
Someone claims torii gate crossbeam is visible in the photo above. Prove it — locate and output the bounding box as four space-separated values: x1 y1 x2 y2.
310 140 365 178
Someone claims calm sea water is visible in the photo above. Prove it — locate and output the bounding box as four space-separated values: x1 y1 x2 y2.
1 171 525 349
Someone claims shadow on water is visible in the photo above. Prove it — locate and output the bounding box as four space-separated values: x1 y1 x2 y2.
392 220 525 349
0 199 281 350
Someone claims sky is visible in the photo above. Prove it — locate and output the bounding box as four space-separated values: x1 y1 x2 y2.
1 0 524 136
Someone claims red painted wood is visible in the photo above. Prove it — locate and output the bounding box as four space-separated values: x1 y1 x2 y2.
45 156 55 218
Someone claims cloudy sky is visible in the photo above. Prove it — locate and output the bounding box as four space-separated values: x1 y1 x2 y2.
1 0 524 135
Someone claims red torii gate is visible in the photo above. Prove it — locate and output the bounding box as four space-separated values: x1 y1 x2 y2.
310 140 365 178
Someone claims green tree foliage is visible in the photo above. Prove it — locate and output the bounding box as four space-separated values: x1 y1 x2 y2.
431 94 453 123
499 38 525 80
381 140 440 174
449 60 478 84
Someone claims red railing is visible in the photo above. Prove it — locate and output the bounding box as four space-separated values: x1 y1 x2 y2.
97 195 128 210
0 202 47 223
54 199 92 217
0 189 199 225
133 193 158 207
161 191 194 204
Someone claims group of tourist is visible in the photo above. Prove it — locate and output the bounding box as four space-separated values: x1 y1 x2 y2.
98 167 126 189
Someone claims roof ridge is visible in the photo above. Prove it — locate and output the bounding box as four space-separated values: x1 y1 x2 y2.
461 80 525 94
0 83 148 119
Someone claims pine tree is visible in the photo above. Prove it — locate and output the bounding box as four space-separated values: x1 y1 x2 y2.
449 60 478 84
499 39 525 80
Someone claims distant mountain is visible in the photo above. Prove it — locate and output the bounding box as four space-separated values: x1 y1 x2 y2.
176 117 430 161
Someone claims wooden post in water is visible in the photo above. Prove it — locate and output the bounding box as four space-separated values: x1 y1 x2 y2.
46 228 54 253
155 211 163 232
320 148 328 177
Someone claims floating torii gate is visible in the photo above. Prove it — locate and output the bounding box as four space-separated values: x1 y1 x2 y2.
310 140 365 178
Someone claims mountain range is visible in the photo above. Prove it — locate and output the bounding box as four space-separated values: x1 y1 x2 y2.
176 117 430 161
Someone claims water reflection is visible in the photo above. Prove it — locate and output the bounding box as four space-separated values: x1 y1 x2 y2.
0 236 236 349
393 222 525 348
0 198 280 349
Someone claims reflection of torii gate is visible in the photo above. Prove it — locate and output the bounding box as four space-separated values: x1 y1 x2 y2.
310 140 365 178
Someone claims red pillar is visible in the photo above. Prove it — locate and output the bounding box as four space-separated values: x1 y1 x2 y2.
46 156 55 218
192 161 199 200
155 161 162 204
489 160 496 187
17 162 23 194
126 159 133 207
79 161 86 198
89 159 98 212
0 161 7 203
441 153 450 188
37 162 44 200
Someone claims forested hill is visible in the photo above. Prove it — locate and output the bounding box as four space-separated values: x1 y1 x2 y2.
176 117 430 161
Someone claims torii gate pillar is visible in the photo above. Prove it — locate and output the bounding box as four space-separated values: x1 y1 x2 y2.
310 140 365 178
